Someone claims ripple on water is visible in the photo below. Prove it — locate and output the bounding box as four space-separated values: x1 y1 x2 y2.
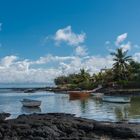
0 92 140 122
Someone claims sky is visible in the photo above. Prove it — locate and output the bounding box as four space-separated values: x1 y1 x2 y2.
0 0 140 84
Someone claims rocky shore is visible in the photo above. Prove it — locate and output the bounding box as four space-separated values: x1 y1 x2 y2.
0 87 67 93
2 87 140 96
2 86 140 97
0 113 140 140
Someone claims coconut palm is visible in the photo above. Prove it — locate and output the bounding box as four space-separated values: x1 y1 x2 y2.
111 48 132 81
78 69 90 82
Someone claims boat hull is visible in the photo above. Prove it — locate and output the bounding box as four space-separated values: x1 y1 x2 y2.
68 91 90 100
102 96 131 103
21 99 41 107
91 93 104 98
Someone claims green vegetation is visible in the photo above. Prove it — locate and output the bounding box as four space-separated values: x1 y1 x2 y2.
55 48 140 90
55 69 94 90
111 48 132 81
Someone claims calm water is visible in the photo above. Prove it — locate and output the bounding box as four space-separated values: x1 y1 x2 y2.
0 91 140 122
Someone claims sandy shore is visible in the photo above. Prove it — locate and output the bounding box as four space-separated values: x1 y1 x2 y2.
0 113 140 140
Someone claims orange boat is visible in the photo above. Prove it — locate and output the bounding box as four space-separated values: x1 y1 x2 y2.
68 85 102 100
68 91 91 100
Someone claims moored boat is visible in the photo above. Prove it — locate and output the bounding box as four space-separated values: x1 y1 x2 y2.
91 93 104 98
21 99 41 107
68 91 90 100
67 85 103 95
102 96 131 103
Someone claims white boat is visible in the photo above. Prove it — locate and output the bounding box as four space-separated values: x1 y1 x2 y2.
102 96 131 103
21 99 41 107
91 93 104 98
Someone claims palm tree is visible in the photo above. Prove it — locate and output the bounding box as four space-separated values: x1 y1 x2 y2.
78 69 90 82
111 48 132 81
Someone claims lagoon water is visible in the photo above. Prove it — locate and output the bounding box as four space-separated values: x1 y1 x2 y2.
0 90 140 122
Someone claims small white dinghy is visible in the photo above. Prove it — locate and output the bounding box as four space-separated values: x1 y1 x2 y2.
91 93 104 98
102 96 131 103
21 99 41 107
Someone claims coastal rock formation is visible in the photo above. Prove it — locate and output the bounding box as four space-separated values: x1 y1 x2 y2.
0 112 10 120
0 113 140 140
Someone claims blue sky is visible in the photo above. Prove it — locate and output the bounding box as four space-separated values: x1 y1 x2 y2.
0 0 140 84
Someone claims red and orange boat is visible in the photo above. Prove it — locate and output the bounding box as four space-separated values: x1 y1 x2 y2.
67 85 102 100
68 91 91 100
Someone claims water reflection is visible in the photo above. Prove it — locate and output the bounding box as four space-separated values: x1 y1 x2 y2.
21 106 41 114
69 93 90 101
128 97 140 114
69 94 89 113
127 97 140 122
107 103 130 121
80 100 88 113
0 91 140 122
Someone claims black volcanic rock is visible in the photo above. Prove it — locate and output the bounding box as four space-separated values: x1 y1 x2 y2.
0 113 139 140
0 112 10 120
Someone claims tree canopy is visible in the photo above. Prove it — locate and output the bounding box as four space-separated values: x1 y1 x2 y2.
55 48 140 89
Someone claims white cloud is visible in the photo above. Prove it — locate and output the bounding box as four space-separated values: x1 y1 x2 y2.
0 55 78 84
107 33 131 52
115 33 127 46
0 55 18 68
75 46 88 56
0 30 137 84
34 54 76 64
8 51 140 84
83 56 113 73
120 42 131 51
0 54 114 84
59 55 113 75
54 26 86 46
0 23 2 31
0 55 60 84
133 53 140 62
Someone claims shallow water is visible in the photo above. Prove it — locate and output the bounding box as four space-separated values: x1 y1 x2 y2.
0 91 140 122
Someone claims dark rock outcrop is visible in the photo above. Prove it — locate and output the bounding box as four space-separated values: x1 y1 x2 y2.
0 113 140 140
0 112 10 121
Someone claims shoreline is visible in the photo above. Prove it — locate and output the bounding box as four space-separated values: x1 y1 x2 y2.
0 113 140 139
1 87 140 96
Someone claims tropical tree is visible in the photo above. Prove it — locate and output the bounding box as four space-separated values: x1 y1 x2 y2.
111 48 132 81
54 76 68 85
129 61 140 81
78 69 90 82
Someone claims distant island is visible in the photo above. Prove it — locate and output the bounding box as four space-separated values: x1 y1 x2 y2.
54 48 140 92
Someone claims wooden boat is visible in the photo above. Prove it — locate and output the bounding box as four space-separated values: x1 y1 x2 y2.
102 96 131 103
68 86 103 100
68 85 102 94
21 99 41 107
68 91 90 100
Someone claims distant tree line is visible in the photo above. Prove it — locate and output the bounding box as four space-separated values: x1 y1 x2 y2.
55 48 140 90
